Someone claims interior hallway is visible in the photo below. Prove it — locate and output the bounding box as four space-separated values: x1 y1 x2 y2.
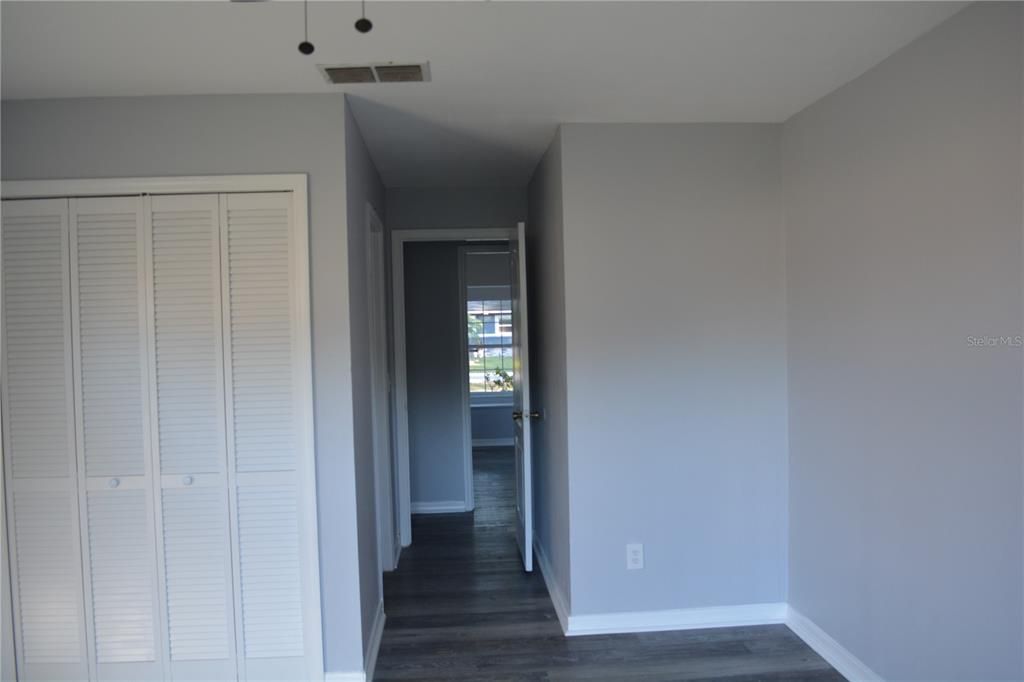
374 448 843 681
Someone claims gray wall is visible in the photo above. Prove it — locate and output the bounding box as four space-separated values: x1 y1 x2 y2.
386 187 526 230
560 123 789 615
526 131 572 604
0 94 367 675
405 242 469 508
782 4 1024 679
465 251 512 286
343 100 386 666
471 405 514 443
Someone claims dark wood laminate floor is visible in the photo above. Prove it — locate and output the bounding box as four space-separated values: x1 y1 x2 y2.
376 447 844 682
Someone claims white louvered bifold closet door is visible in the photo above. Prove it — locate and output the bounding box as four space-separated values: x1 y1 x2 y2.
145 194 238 681
1 199 90 682
3 185 322 682
220 192 321 682
69 197 165 682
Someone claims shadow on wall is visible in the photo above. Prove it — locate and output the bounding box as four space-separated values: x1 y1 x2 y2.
347 95 547 186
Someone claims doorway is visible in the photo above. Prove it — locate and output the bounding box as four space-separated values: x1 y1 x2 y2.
388 226 534 571
464 246 516 528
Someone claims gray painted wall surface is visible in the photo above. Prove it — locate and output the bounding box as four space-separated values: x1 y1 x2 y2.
560 123 789 615
0 94 366 674
526 131 572 603
343 100 386 665
405 241 469 507
386 187 526 230
466 251 512 286
782 4 1024 679
472 405 514 442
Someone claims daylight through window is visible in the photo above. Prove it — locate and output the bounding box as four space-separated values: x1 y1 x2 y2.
467 299 513 392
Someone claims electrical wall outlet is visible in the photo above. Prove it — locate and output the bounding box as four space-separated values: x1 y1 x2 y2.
626 543 644 570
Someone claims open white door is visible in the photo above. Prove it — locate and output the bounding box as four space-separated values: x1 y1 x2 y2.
510 222 534 572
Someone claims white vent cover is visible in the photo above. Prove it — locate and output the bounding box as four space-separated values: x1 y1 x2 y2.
322 67 376 84
318 62 431 85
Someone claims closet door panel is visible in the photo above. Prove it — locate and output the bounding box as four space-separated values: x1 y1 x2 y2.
236 479 303 659
150 196 227 476
84 483 157 668
1 199 90 682
73 201 147 478
222 192 321 681
147 194 237 681
160 482 231 651
224 195 295 476
70 197 164 681
9 485 86 680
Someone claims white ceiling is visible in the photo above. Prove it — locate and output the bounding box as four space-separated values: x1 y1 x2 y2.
2 1 964 187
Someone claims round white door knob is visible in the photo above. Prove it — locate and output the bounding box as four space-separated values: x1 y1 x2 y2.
108 478 120 488
182 476 194 486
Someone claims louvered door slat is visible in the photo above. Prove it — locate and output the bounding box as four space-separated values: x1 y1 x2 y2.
162 487 232 662
226 206 295 474
2 198 90 681
151 196 226 476
70 196 164 681
86 489 157 664
12 490 84 663
147 194 237 681
236 483 303 659
222 192 321 681
3 205 74 480
72 202 146 479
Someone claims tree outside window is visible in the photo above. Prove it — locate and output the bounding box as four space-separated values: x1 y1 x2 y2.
467 299 513 393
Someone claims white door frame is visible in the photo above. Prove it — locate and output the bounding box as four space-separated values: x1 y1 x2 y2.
1 175 309 199
391 227 515 547
1 392 14 682
366 204 399 572
1 174 324 679
456 246 474 515
510 223 534 572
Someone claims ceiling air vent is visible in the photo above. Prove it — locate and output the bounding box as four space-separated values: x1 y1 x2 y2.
318 62 431 85
375 64 425 83
323 66 377 84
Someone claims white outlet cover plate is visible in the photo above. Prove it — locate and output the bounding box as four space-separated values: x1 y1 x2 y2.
626 543 644 570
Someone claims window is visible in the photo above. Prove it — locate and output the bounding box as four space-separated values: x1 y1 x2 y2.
464 248 514 395
468 299 513 393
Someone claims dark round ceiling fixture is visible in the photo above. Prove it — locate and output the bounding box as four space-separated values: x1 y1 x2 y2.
355 0 373 33
297 0 314 55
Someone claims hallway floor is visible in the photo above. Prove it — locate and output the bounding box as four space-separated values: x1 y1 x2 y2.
374 447 843 681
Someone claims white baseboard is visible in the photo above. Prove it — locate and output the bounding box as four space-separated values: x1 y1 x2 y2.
410 500 467 514
324 601 387 682
328 596 879 682
532 539 570 634
473 437 514 447
565 601 788 637
459 549 879 682
532 542 786 641
786 607 883 682
364 600 386 682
